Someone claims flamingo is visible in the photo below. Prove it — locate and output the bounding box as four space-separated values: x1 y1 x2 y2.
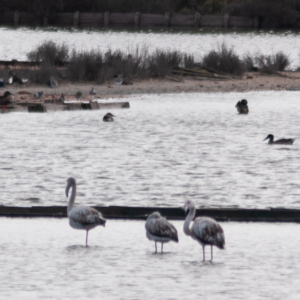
145 212 178 253
183 200 225 261
65 177 106 246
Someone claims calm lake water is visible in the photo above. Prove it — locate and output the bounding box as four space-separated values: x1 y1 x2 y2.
0 91 300 209
0 218 299 299
1 26 300 68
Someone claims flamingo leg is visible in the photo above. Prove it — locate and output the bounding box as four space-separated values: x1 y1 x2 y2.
86 230 89 247
155 241 157 253
211 246 213 261
161 243 163 253
202 246 205 261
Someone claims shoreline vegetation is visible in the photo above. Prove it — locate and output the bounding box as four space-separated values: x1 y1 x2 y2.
1 41 300 101
2 0 300 28
0 41 296 82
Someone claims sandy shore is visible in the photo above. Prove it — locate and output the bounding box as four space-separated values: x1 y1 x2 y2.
3 72 300 103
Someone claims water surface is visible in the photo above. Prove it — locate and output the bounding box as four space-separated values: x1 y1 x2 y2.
0 91 300 209
0 218 299 299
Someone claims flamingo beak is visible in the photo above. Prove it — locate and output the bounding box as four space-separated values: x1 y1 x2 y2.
65 186 69 198
181 204 189 216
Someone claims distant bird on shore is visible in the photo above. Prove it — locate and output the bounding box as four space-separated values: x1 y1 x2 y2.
145 212 178 253
65 177 106 247
59 93 65 102
183 200 225 261
103 112 115 122
263 134 295 145
75 91 83 100
0 78 5 88
34 91 43 99
49 77 58 88
89 87 96 95
0 91 14 110
8 71 22 85
114 74 123 87
235 99 249 114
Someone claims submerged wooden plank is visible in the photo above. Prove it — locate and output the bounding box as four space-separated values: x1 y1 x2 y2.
1 206 300 222
27 104 66 112
28 104 47 112
67 103 82 111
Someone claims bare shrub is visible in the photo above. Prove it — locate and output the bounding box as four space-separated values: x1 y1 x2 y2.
272 52 291 71
148 50 183 77
27 40 69 65
243 54 256 72
183 53 195 68
202 43 244 75
0 69 7 80
28 61 59 84
255 52 290 73
104 47 148 80
67 46 149 83
67 50 103 82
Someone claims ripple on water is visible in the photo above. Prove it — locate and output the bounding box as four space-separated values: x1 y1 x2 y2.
0 91 300 209
1 219 300 299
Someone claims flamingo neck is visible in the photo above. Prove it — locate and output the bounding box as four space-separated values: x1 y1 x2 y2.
67 183 76 214
183 206 196 236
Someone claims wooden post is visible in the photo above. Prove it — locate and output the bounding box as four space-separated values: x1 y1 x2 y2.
43 16 48 27
223 14 229 28
104 11 110 27
254 16 259 29
73 11 79 26
14 11 20 26
194 13 201 27
134 12 140 27
164 12 170 27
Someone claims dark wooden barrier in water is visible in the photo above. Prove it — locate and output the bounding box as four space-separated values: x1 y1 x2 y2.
1 205 300 222
0 11 280 29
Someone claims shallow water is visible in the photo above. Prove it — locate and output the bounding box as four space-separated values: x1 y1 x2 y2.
0 91 300 209
0 218 299 299
1 26 300 67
